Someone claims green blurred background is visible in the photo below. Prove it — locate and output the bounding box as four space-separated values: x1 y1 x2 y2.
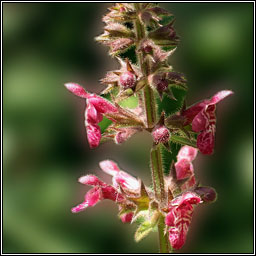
3 2 253 253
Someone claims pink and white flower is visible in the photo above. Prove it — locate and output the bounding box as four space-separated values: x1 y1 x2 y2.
99 160 140 191
65 83 118 148
175 146 198 189
71 160 140 223
165 191 201 250
181 90 233 155
71 174 124 213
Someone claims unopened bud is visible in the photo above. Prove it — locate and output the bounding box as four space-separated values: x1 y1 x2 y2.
144 45 153 54
151 73 168 93
115 128 138 144
120 212 133 223
119 6 126 12
119 71 136 89
152 125 170 144
156 79 168 92
194 186 217 203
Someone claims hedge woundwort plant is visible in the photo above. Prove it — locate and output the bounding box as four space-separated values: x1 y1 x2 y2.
65 3 233 253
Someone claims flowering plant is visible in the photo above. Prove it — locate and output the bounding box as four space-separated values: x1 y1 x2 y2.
65 3 233 253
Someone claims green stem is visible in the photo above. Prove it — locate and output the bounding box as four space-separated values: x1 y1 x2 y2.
158 215 171 253
134 5 156 128
133 3 171 253
143 86 156 128
150 147 165 202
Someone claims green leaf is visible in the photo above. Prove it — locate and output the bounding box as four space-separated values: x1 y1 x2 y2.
118 45 137 64
160 143 180 175
118 95 138 108
162 45 176 52
134 210 160 242
134 221 153 242
133 210 148 225
171 135 197 148
159 15 175 26
99 116 112 133
156 87 187 117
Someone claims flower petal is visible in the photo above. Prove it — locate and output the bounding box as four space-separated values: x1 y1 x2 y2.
86 103 103 124
120 212 134 223
64 83 89 98
88 95 118 114
191 109 208 132
78 175 107 187
168 227 186 250
172 191 201 207
86 124 101 149
71 201 89 213
165 211 175 227
177 146 198 162
115 171 140 190
210 90 234 105
101 185 125 202
71 187 102 213
182 102 206 126
197 127 215 155
99 160 121 176
175 159 193 180
85 187 102 207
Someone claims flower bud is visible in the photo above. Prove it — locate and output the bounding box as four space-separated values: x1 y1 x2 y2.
155 79 168 92
144 45 153 54
152 125 170 144
120 212 134 223
114 128 139 144
149 21 178 41
119 71 136 89
194 186 217 203
150 73 169 95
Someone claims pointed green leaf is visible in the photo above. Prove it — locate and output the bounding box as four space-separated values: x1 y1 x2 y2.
134 210 160 242
160 143 180 175
156 87 187 116
118 94 138 108
134 221 153 242
99 116 113 133
170 135 197 148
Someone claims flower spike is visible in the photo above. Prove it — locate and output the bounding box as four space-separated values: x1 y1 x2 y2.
66 3 233 253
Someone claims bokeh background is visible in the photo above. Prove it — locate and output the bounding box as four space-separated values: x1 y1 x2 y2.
3 2 254 253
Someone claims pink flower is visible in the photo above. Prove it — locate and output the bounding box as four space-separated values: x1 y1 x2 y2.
99 160 140 191
182 90 233 155
71 175 124 213
165 191 201 250
175 146 198 189
71 160 140 217
64 83 118 148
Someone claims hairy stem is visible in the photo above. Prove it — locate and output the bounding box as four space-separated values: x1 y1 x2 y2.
150 147 166 202
158 215 171 253
133 3 170 253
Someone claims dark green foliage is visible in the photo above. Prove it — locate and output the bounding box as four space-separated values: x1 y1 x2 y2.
159 15 175 26
156 87 187 117
119 45 137 64
160 143 180 176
